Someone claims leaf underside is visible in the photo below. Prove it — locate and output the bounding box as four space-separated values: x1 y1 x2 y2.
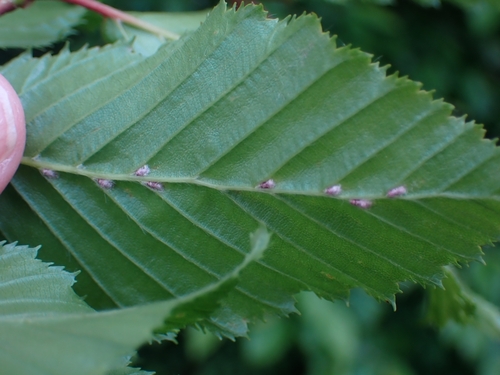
0 1 86 49
2 1 500 337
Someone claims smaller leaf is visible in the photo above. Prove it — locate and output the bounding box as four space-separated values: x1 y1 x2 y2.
0 0 86 49
0 241 93 317
0 229 268 375
427 266 500 338
102 10 209 56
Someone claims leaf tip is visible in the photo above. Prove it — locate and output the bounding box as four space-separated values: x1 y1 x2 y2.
386 297 397 311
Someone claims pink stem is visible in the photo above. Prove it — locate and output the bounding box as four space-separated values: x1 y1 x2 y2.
63 0 179 40
0 0 31 15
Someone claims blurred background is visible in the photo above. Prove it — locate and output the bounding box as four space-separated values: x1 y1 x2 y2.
2 0 500 373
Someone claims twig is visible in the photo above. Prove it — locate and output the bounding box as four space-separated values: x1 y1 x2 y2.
62 0 180 40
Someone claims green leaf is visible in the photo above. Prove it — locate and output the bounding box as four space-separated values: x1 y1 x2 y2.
102 10 209 56
427 267 500 338
0 241 93 317
0 0 86 49
0 232 266 374
1 1 500 337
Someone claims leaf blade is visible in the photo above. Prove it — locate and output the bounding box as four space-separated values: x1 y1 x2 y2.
1 1 500 337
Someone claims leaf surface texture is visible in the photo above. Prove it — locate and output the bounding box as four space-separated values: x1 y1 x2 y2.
1 2 500 337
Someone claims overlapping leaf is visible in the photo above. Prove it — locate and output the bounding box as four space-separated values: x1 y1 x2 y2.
0 0 86 49
2 1 500 337
0 231 267 374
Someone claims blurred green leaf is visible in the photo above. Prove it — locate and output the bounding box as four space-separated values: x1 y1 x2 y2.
184 327 222 362
242 318 293 367
322 0 500 11
439 321 500 375
0 0 86 48
427 267 477 325
292 291 416 375
297 292 360 375
462 245 500 306
427 267 500 338
102 10 210 56
442 0 500 12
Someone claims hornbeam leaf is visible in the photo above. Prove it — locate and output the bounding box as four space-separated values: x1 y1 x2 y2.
0 0 86 49
0 235 266 375
2 1 500 337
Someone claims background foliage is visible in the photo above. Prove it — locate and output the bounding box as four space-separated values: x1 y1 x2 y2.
1 0 500 374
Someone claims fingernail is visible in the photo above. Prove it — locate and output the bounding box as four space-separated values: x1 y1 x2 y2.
0 84 18 161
